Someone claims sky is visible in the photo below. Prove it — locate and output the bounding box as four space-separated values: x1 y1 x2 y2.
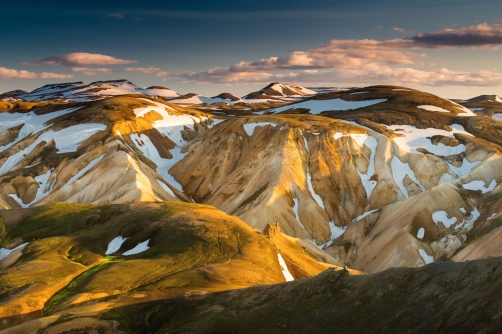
1 0 502 98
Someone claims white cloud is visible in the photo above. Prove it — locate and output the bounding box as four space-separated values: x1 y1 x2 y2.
0 67 73 79
23 53 137 66
179 21 502 87
125 67 160 74
72 67 114 75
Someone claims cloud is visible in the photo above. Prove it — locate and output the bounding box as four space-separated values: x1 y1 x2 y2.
72 67 114 76
23 53 137 66
410 21 502 48
184 65 502 87
125 67 160 74
125 67 168 77
155 71 168 77
178 21 502 87
108 13 124 19
393 27 407 34
0 67 73 79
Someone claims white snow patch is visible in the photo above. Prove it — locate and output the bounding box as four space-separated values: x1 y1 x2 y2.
105 236 128 255
419 249 434 264
386 124 471 155
270 98 386 115
62 155 104 189
438 173 453 185
417 228 425 239
417 105 451 113
462 180 497 194
0 123 106 176
449 101 475 116
469 108 484 111
447 158 481 177
329 221 346 240
353 209 378 222
123 240 150 256
352 135 378 197
487 213 497 221
457 207 481 231
130 133 183 191
391 156 425 198
157 179 175 196
432 211 457 228
0 107 84 153
0 242 29 261
277 253 294 281
9 169 52 208
306 170 324 209
349 91 370 95
243 122 277 136
333 132 344 140
460 207 467 214
292 198 304 228
493 114 502 121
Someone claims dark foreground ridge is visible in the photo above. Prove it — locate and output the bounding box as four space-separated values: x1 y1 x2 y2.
103 256 502 334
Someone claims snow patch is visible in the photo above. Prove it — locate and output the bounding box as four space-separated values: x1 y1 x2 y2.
105 236 128 255
432 211 457 228
157 179 175 196
0 243 29 261
270 98 387 115
277 253 294 281
123 240 150 256
417 228 425 239
462 179 497 194
438 173 453 185
386 124 470 155
243 122 277 136
447 158 481 177
417 105 451 113
352 135 378 197
292 198 304 228
353 209 378 222
391 156 425 198
487 213 497 221
419 249 434 264
9 169 52 208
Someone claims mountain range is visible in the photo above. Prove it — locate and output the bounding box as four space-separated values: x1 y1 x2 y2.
1 80 502 332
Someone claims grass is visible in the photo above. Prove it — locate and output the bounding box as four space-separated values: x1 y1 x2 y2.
42 256 115 315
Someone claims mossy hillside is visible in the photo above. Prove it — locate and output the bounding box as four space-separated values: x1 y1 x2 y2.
2 201 326 324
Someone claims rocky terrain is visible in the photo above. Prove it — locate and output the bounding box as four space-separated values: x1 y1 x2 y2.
1 80 502 332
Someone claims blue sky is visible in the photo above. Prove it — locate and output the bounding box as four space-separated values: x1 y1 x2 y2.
1 0 502 98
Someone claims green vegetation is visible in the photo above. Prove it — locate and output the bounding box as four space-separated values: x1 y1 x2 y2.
0 216 10 247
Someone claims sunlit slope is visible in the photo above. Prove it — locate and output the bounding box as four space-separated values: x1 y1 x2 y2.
0 201 338 330
0 95 218 208
170 85 502 273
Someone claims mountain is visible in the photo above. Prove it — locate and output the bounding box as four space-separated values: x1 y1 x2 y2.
243 82 317 100
6 80 179 102
2 80 502 331
455 94 502 119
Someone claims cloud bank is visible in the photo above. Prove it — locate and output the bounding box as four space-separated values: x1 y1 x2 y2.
24 53 137 66
0 67 73 79
180 21 502 87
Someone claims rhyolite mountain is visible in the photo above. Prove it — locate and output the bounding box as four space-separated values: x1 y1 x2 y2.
1 80 502 332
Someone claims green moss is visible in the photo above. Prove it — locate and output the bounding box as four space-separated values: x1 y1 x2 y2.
43 257 114 315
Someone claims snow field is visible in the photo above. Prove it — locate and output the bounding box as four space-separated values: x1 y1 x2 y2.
270 98 387 115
